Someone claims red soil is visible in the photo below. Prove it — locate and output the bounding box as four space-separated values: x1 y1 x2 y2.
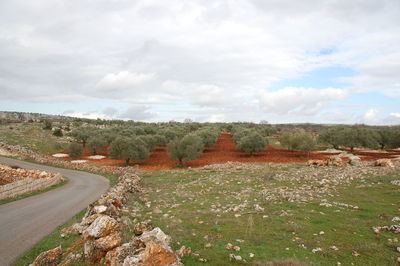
62 133 400 171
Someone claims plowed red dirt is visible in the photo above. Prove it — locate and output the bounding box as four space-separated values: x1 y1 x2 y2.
63 133 400 171
69 133 328 171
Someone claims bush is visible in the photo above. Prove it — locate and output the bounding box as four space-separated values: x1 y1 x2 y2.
237 131 267 155
167 134 204 166
43 119 52 130
68 142 83 159
109 136 149 166
52 128 63 137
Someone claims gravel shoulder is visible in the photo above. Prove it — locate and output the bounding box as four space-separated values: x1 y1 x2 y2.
0 156 109 266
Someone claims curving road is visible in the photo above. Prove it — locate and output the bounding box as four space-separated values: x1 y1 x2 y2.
0 157 109 266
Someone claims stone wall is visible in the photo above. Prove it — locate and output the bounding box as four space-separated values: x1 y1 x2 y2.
0 174 63 200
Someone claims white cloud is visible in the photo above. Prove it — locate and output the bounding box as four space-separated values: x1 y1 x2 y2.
363 108 379 123
390 112 400 118
258 87 347 115
62 111 110 120
96 71 155 92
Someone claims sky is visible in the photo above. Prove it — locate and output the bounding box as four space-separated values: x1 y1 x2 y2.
0 0 399 124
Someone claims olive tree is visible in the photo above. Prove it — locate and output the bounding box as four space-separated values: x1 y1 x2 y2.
375 128 397 149
197 129 220 147
87 135 107 155
68 142 83 159
281 131 316 153
237 131 267 156
167 134 204 166
318 127 344 149
71 127 92 147
109 136 149 166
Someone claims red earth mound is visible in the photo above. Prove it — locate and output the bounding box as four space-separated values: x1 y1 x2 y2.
62 132 400 171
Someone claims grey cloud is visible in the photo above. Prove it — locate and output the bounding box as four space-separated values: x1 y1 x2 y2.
119 105 156 121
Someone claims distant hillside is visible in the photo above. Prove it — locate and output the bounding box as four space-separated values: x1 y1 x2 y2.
0 111 75 123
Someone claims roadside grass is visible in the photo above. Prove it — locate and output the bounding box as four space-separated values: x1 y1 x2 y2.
13 209 87 266
0 179 68 205
132 165 400 265
0 122 68 155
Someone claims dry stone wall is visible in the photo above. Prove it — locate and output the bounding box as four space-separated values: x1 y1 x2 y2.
0 164 64 200
0 174 63 200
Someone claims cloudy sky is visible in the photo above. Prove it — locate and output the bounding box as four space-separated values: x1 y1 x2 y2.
0 0 399 124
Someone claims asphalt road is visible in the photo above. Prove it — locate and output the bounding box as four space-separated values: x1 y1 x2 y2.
0 157 109 266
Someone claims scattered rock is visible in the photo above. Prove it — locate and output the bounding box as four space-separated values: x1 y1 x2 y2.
176 246 191 258
375 159 394 167
30 246 62 266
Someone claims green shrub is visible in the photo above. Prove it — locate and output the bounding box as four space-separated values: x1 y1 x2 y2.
52 128 63 137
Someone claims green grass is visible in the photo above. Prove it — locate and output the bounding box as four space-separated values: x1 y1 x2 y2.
13 209 87 266
0 122 69 155
0 179 68 205
132 166 400 265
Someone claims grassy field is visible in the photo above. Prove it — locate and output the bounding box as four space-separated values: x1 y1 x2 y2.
0 122 69 155
131 164 400 265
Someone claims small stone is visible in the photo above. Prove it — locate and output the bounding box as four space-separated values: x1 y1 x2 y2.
249 253 255 258
226 243 233 250
205 243 212 248
312 247 322 253
233 245 241 252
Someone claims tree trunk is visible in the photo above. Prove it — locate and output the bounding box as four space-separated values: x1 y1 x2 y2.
125 158 130 166
380 143 385 150
350 147 354 152
179 158 183 167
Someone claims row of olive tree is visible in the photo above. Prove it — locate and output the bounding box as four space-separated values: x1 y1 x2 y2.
68 125 221 166
319 126 400 151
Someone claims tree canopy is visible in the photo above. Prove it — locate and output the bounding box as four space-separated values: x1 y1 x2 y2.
167 134 204 166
